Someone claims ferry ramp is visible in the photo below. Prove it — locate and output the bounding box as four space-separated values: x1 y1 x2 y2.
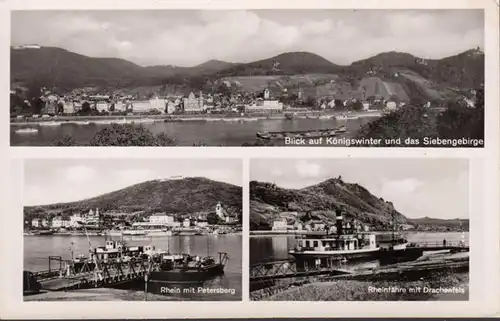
32 257 160 291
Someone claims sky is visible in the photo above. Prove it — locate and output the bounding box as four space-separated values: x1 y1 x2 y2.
251 159 469 220
11 9 484 66
24 159 242 206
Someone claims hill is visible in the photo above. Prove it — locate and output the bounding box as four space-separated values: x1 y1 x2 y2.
249 178 410 231
409 217 469 231
214 52 340 77
11 47 483 103
24 177 242 221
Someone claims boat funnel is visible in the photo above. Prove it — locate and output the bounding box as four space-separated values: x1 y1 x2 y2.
335 208 343 235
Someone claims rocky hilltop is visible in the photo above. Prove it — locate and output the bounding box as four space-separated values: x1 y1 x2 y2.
250 178 409 231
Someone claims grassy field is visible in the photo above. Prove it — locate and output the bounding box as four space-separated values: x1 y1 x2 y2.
262 272 468 301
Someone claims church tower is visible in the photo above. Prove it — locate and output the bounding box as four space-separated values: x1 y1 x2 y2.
263 88 270 100
216 202 225 220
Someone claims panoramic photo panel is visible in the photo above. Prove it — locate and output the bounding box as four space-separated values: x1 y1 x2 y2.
23 159 243 301
10 9 484 147
249 159 470 301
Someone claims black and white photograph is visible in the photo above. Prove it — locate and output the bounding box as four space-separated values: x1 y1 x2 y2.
10 9 484 147
22 159 243 301
249 159 470 301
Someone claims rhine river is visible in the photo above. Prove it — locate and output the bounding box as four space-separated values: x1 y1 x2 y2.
250 232 469 264
11 117 376 146
24 234 242 301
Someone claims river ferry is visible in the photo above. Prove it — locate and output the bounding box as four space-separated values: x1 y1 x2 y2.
256 125 347 140
289 210 380 260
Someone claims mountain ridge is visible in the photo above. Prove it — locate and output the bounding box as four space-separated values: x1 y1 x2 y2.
23 177 243 221
11 46 484 102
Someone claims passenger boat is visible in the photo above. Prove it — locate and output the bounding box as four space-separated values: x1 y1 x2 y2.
289 210 380 261
149 252 229 283
256 125 347 140
15 128 38 134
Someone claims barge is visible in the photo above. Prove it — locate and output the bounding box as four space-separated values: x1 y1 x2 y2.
149 252 228 283
256 125 347 140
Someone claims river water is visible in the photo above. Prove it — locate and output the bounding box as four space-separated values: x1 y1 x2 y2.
250 232 469 265
24 234 242 301
11 117 374 146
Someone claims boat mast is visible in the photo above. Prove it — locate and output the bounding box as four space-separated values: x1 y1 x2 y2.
206 234 210 257
391 212 396 244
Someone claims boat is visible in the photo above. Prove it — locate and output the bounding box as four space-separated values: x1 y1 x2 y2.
15 128 38 134
106 230 124 236
148 252 228 283
145 229 174 236
121 230 147 236
335 113 359 121
289 210 380 261
378 213 409 251
38 121 61 126
256 125 348 140
284 112 296 120
34 230 55 236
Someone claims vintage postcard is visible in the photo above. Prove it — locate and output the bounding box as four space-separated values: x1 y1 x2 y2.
1 0 499 319
9 9 485 147
22 159 242 301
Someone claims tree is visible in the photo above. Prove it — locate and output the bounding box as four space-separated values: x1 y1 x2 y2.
32 98 45 115
81 101 91 115
52 136 77 146
57 102 64 114
351 101 364 111
334 99 344 109
89 124 177 146
356 104 439 146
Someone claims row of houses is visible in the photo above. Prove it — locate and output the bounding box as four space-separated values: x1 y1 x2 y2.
272 217 371 232
31 208 101 229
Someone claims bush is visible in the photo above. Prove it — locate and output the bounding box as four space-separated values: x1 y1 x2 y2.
89 124 176 146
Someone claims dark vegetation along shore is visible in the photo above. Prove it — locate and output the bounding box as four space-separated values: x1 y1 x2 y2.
24 177 242 223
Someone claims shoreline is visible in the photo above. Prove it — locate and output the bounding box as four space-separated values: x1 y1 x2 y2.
250 230 468 237
11 111 382 126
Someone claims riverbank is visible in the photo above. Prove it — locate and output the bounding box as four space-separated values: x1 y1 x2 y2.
24 288 181 301
258 272 469 301
250 230 469 237
11 110 382 126
250 251 469 301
